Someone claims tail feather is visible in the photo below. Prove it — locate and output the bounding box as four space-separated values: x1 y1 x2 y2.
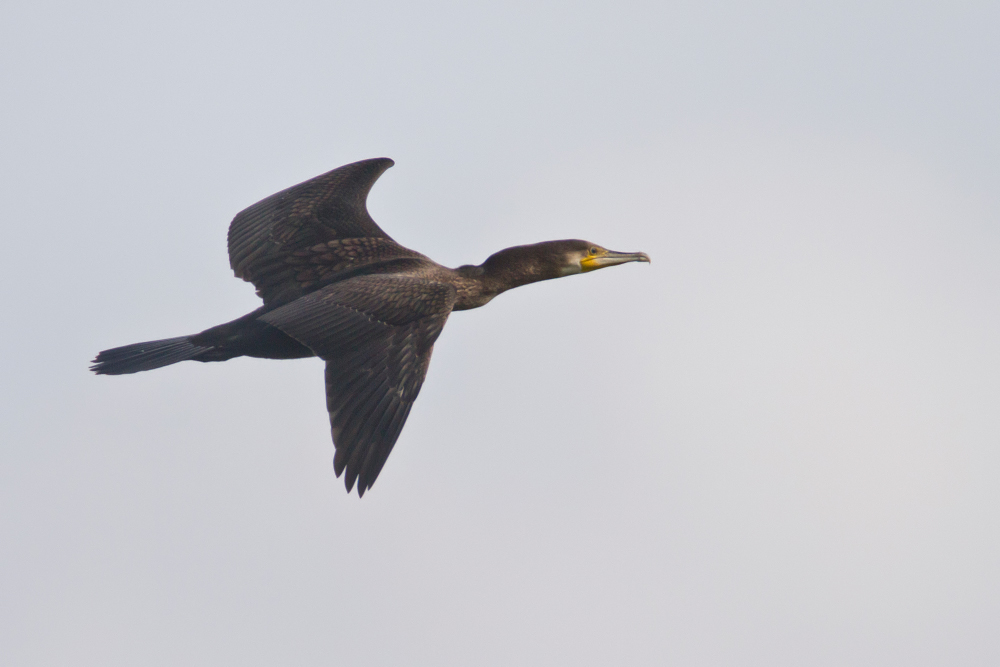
91 336 207 375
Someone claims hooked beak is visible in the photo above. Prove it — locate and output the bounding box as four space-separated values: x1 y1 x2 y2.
580 249 651 272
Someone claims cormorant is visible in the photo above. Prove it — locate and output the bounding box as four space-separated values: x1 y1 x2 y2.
92 158 650 496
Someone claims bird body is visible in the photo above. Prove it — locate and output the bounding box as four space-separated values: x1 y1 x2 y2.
93 158 649 496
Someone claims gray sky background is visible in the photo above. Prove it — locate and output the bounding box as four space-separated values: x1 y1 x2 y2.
2 1 999 665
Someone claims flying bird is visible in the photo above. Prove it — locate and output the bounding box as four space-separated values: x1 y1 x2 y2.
92 158 650 496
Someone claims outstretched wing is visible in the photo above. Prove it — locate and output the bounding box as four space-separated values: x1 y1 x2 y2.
228 158 421 305
260 274 457 496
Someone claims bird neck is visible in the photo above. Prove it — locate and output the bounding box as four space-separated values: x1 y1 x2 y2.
452 245 566 310
492 245 567 289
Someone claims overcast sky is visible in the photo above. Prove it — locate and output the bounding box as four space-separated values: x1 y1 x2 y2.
2 1 999 665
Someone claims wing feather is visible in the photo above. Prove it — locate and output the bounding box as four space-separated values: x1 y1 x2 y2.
227 158 424 305
259 275 457 496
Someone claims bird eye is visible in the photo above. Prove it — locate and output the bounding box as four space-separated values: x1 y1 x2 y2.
589 247 600 255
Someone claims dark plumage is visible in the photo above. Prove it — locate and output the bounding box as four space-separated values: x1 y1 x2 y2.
92 158 650 496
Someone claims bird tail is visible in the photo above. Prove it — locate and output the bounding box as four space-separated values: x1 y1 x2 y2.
90 336 208 375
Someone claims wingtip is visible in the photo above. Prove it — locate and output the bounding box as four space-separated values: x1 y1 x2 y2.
359 156 394 169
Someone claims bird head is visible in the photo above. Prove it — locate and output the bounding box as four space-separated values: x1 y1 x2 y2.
558 240 651 275
479 239 650 288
